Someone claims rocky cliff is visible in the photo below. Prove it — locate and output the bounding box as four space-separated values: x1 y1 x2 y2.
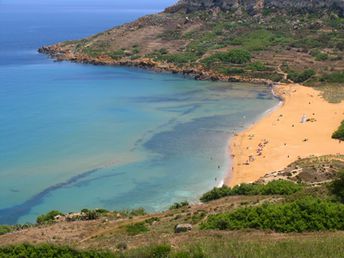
167 0 344 16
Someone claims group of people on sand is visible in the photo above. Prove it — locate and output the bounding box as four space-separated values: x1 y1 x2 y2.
244 139 269 165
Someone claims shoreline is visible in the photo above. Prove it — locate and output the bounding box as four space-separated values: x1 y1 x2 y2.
38 45 276 85
38 48 344 188
226 83 344 186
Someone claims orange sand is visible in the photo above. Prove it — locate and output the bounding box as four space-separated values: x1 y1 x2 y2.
226 83 344 186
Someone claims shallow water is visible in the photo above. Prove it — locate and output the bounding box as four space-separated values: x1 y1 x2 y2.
0 0 279 224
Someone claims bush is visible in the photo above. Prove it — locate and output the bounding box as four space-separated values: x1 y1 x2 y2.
200 180 302 202
247 61 268 71
332 121 344 141
127 208 146 216
329 170 344 202
81 209 100 220
36 210 64 224
129 244 172 258
221 67 244 75
126 222 149 236
0 225 13 235
0 243 114 257
320 72 344 83
202 49 251 67
108 49 125 60
161 52 199 65
230 30 288 51
311 50 328 61
287 69 315 83
201 198 344 232
145 217 160 225
169 201 189 210
149 244 171 258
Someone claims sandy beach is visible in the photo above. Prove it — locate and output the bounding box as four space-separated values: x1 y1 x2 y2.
226 83 344 186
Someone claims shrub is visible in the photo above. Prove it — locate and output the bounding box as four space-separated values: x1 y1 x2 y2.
311 50 328 61
128 208 146 216
36 210 64 224
116 242 128 251
287 69 315 83
248 72 284 82
201 198 344 232
329 170 344 202
120 208 147 217
149 244 171 258
159 30 181 40
0 243 114 257
108 49 125 60
332 121 344 141
202 49 251 67
221 67 244 75
0 225 13 235
169 201 189 210
145 217 160 225
200 180 302 202
230 30 287 51
126 222 149 236
82 209 100 220
130 244 172 258
247 61 268 71
320 72 344 83
82 47 103 58
260 180 303 195
161 52 199 65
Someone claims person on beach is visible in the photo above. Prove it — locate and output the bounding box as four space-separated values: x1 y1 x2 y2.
301 114 307 123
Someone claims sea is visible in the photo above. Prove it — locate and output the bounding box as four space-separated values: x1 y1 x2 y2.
0 0 279 224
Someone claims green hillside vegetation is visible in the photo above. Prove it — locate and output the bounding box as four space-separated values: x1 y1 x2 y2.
36 210 64 224
201 197 344 232
200 180 302 202
44 6 344 98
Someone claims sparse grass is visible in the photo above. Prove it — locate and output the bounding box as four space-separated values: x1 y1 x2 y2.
178 236 344 258
125 222 149 236
82 47 104 58
3 238 344 258
309 83 344 103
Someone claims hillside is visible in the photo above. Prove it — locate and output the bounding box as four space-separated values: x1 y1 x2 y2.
1 156 344 257
40 0 344 96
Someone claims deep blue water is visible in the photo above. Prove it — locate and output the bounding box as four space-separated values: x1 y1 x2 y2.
0 0 278 224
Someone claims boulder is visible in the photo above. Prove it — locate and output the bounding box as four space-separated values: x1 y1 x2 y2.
175 223 193 233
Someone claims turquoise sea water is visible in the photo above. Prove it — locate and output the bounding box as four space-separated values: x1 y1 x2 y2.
0 0 279 224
